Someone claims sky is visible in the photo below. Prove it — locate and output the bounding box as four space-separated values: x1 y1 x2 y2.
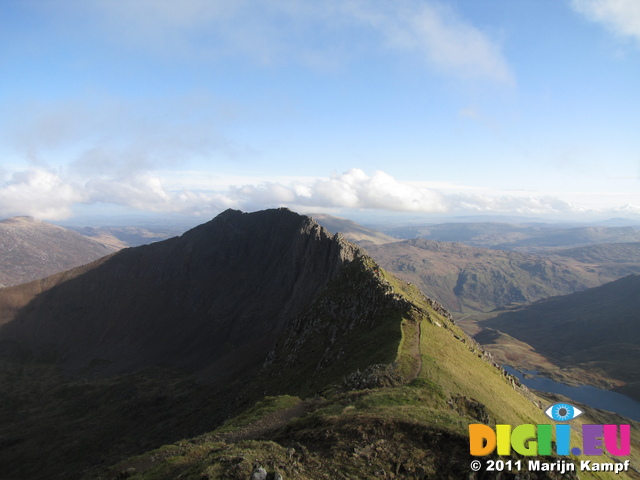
1 0 639 225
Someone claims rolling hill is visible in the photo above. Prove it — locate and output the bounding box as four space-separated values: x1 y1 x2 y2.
552 242 640 280
312 213 401 245
0 209 618 479
0 216 116 288
313 215 640 314
68 225 186 248
364 238 601 313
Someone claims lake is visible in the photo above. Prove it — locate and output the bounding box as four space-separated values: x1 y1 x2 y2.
503 365 640 422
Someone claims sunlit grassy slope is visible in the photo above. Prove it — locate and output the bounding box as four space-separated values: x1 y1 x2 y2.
100 262 638 480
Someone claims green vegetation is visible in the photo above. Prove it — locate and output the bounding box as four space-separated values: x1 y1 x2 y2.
98 261 638 480
2 233 637 479
216 395 302 433
104 383 635 479
107 386 479 480
243 256 407 400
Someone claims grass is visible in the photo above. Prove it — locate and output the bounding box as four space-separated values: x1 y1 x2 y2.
98 262 639 479
104 377 638 479
215 395 301 433
3 256 637 480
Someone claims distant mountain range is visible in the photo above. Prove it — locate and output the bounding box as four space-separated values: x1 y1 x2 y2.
314 215 640 314
315 215 640 412
0 216 116 288
553 242 640 279
373 221 640 253
67 225 185 248
0 209 586 479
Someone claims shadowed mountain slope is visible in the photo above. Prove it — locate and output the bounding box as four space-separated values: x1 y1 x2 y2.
0 208 361 382
0 208 418 478
0 209 630 479
0 216 116 288
482 274 640 401
100 258 635 479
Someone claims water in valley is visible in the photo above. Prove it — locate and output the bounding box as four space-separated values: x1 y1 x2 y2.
503 365 640 422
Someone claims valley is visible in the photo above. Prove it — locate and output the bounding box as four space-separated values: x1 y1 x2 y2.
478 275 640 402
316 215 640 409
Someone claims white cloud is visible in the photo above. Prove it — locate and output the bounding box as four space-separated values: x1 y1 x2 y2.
0 169 86 220
230 169 449 212
447 192 578 215
202 169 637 217
614 203 640 215
0 167 461 220
572 0 640 46
2 167 633 221
85 175 234 216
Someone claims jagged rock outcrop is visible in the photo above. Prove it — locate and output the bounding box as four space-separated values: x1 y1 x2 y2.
343 364 404 389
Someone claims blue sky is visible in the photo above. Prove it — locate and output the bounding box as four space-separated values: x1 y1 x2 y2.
1 0 639 223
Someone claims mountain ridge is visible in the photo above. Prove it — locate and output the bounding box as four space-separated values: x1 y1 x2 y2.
0 216 116 288
0 208 363 381
312 213 401 245
0 209 633 479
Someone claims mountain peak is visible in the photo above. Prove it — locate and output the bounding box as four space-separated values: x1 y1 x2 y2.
0 208 364 379
0 215 40 225
0 208 593 479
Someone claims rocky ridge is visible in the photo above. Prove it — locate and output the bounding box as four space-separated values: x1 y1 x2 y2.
0 209 623 479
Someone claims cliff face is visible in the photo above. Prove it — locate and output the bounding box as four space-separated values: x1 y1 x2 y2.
0 209 362 384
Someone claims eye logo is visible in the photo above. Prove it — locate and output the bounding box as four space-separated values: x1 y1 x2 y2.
544 403 583 422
